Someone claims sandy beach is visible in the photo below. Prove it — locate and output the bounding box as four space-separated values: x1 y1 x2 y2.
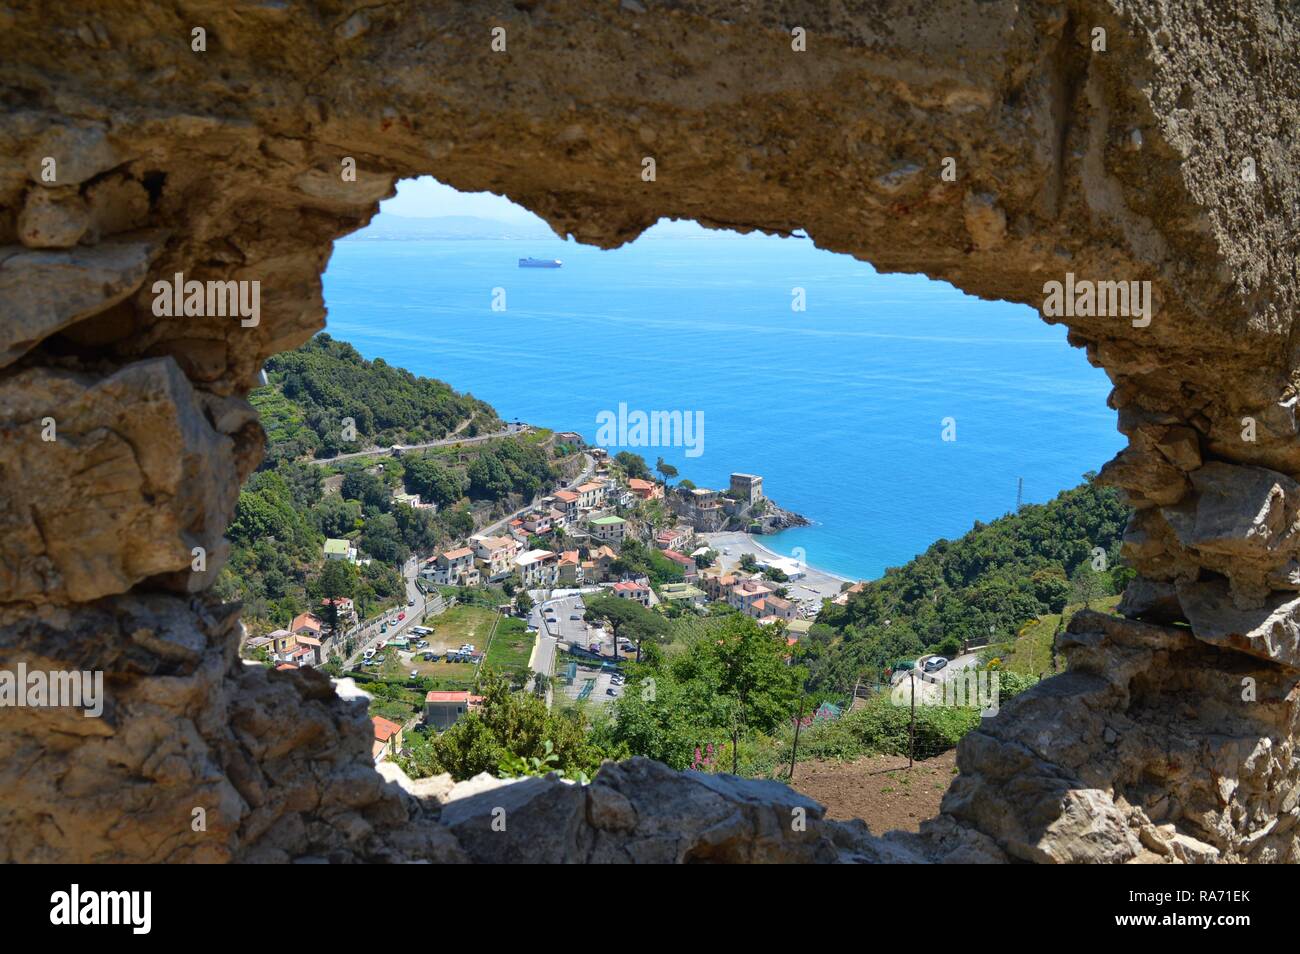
700 530 857 616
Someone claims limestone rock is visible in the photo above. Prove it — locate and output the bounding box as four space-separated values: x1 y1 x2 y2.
18 188 89 248
0 235 163 367
24 123 120 187
0 0 1298 865
963 192 1007 250
1177 580 1300 670
0 358 239 604
84 173 150 240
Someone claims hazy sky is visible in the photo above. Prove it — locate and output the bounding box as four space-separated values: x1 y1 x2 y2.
381 176 544 222
378 175 720 238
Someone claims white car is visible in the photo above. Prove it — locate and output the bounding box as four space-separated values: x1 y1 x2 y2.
923 656 949 673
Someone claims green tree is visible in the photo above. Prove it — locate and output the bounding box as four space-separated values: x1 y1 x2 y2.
584 593 671 662
341 470 389 512
597 614 803 771
403 456 467 508
615 451 651 481
655 456 679 486
403 671 605 780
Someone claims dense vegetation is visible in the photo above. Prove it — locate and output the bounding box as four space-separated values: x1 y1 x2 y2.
220 334 562 634
592 612 804 773
399 671 607 781
232 338 1138 783
798 476 1132 694
254 333 500 463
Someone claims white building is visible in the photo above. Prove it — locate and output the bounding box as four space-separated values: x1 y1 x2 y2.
470 534 520 580
514 549 559 588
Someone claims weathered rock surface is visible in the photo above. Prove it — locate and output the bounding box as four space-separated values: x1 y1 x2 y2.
940 611 1300 863
0 235 163 367
0 358 244 605
0 0 1298 862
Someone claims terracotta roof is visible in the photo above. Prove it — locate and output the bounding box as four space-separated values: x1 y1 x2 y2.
371 715 403 742
290 613 322 632
442 547 473 560
628 478 654 490
425 691 486 704
554 490 579 502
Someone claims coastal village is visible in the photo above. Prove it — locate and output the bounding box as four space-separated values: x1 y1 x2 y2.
242 430 853 763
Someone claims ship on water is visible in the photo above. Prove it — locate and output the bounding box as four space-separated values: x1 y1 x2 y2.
518 257 562 268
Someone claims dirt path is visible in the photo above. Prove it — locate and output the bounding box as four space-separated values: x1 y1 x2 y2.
787 750 958 834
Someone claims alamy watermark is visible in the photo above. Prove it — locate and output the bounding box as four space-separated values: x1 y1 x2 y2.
151 272 260 327
1041 272 1152 328
891 669 1000 717
595 402 704 458
1 663 103 717
50 884 150 934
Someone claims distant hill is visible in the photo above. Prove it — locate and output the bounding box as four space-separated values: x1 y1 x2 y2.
345 212 555 241
801 477 1133 692
252 333 502 462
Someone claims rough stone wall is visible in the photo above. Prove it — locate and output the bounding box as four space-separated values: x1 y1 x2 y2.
0 1 1297 861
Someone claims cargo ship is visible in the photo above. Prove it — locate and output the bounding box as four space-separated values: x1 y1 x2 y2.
518 257 562 268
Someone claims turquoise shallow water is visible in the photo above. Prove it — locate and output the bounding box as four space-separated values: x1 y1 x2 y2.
322 229 1124 580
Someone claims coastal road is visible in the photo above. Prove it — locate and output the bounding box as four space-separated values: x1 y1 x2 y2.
478 452 596 539
308 424 530 467
925 652 982 682
341 556 436 669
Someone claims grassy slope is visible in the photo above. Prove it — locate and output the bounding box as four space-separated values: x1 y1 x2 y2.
996 594 1123 677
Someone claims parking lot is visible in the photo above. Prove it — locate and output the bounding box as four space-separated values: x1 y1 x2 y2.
555 660 625 706
533 592 592 646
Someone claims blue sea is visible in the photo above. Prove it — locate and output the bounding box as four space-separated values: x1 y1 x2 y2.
322 228 1124 581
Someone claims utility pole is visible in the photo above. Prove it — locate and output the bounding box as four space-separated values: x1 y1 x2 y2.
908 670 916 769
787 695 806 780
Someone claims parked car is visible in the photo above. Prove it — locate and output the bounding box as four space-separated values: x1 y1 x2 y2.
422 652 436 662
570 614 582 620
407 598 415 606
923 656 949 673
374 654 386 664
410 669 418 678
397 612 406 621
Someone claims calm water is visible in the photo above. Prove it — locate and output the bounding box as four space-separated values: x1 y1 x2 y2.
323 229 1123 580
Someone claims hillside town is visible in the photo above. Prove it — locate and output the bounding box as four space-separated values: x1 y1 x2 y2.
242 431 848 760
